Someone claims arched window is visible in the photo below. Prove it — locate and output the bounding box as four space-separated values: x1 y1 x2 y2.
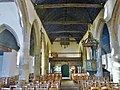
102 24 111 55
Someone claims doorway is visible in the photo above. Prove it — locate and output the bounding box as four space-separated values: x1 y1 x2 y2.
61 64 69 77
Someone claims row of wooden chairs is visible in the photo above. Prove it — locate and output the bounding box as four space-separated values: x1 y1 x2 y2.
1 80 60 90
17 73 61 90
40 73 62 81
72 73 88 83
77 76 120 90
0 73 62 90
71 73 120 90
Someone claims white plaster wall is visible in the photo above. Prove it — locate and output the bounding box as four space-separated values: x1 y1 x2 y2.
51 39 79 57
104 0 116 22
0 2 23 47
9 50 19 76
1 52 11 77
1 50 18 77
0 56 3 77
102 53 112 73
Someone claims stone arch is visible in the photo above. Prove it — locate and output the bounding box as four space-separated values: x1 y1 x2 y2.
30 19 41 78
108 0 120 82
29 19 40 56
15 0 29 34
0 24 20 48
101 24 111 54
95 18 105 41
111 0 120 43
30 19 40 47
108 0 120 56
94 18 111 76
96 20 111 54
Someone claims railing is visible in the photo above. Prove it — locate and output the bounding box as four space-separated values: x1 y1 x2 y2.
50 52 82 58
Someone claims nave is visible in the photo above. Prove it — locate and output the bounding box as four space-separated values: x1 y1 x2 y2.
1 0 120 90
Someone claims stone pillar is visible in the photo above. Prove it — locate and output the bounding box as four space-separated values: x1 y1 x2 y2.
18 34 31 86
82 47 87 72
34 47 41 80
44 45 49 74
96 45 103 77
110 40 120 82
18 46 29 86
44 57 48 74
41 33 45 75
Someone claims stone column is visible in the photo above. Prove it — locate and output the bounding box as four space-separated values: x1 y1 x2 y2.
82 47 87 72
96 45 103 77
18 46 30 86
44 45 49 74
18 33 31 86
41 33 45 75
34 47 41 80
110 40 120 82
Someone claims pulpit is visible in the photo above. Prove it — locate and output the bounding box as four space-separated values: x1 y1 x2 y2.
82 25 98 75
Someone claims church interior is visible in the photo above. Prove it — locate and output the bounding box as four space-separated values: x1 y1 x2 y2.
0 0 120 90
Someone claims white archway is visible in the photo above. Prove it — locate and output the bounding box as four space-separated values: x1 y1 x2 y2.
0 24 20 47
29 19 41 79
0 24 20 78
94 18 105 77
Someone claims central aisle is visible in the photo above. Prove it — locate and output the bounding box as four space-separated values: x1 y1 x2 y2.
60 80 79 90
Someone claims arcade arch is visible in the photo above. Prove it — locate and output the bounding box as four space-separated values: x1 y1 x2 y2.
0 24 20 77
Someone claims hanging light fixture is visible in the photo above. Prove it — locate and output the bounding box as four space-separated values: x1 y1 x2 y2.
60 37 70 48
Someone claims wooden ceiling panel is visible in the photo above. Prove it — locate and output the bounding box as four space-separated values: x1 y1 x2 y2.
32 0 107 44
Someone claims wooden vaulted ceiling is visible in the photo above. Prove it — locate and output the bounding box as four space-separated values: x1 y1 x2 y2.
32 0 107 44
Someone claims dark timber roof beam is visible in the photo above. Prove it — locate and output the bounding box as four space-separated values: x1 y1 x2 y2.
44 21 90 25
48 30 86 34
50 36 81 39
35 3 103 9
54 40 77 42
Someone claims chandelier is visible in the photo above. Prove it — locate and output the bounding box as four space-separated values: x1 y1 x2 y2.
60 37 70 48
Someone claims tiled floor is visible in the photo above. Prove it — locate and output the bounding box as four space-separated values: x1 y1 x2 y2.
60 80 79 90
